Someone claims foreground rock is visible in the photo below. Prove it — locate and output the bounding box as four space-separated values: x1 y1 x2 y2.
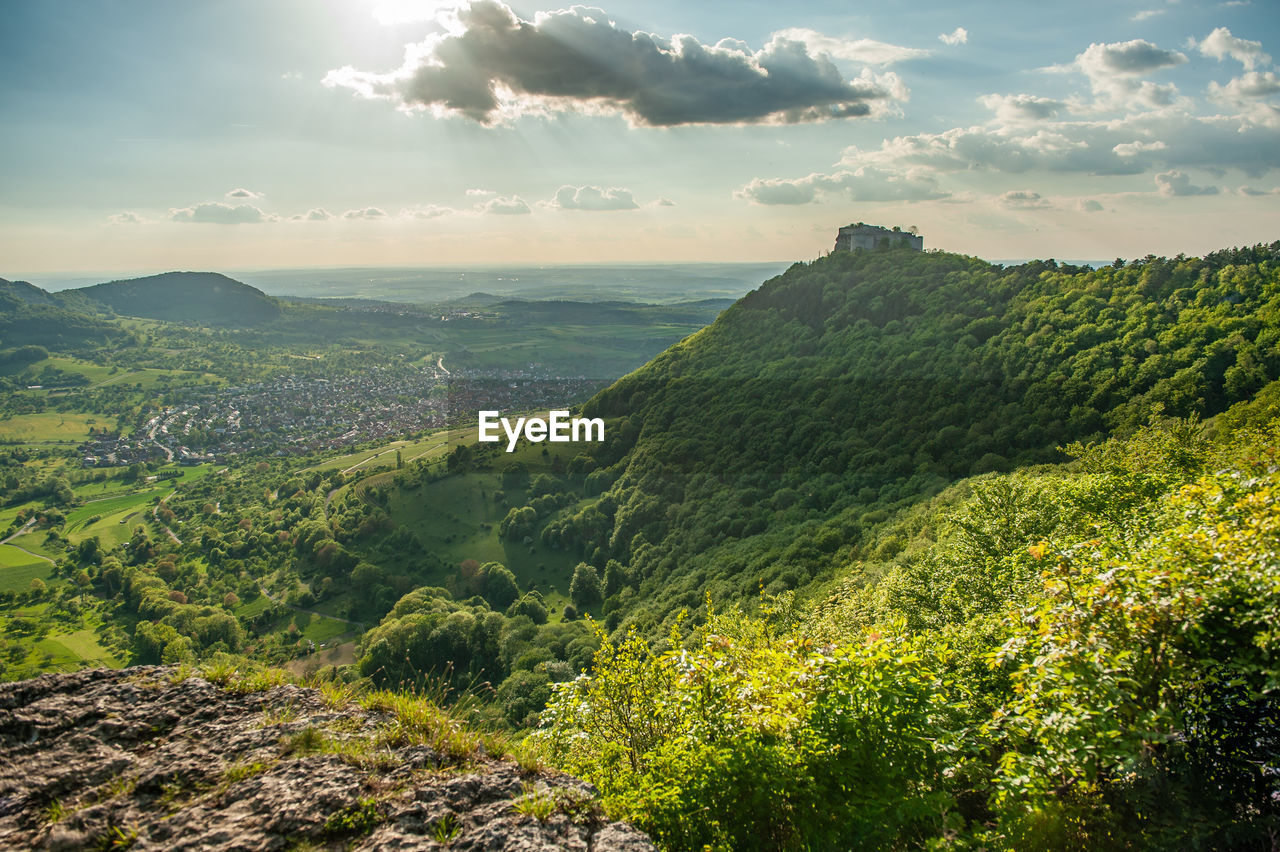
0 667 654 851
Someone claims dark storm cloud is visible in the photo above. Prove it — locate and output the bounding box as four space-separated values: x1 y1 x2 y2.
324 1 897 126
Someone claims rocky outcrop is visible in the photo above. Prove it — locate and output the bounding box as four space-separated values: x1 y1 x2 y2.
0 667 654 851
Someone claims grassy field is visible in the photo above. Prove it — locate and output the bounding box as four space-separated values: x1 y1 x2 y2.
3 532 60 561
0 545 54 592
32 356 221 392
0 412 101 443
235 595 275 619
385 441 589 617
64 487 168 547
306 427 464 474
72 465 209 500
35 628 122 668
2 604 123 679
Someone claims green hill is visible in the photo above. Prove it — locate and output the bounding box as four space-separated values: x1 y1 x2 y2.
72 271 281 325
537 243 1280 626
0 278 130 349
522 242 1280 848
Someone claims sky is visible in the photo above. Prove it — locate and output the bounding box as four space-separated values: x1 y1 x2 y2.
1 0 1277 278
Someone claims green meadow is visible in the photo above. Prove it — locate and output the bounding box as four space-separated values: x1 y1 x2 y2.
384 440 590 617
0 545 54 593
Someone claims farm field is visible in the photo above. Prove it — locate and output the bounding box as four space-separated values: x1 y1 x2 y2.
0 544 54 593
0 412 101 444
35 628 122 669
65 487 169 547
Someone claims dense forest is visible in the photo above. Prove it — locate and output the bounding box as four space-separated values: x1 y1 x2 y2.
3 243 1280 849
557 245 1280 632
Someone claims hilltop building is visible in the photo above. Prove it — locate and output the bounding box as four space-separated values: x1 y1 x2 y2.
834 223 923 253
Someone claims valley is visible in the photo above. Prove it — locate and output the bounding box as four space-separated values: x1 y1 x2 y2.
3 243 1280 848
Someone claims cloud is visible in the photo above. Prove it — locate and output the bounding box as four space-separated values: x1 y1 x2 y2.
998 190 1051 208
1132 9 1164 21
1078 198 1105 212
549 185 639 211
170 203 274 224
979 93 1067 123
835 109 1280 178
281 70 303 81
342 207 387 219
480 195 530 215
401 204 456 218
465 188 496 197
656 197 675 206
1058 39 1188 111
289 208 333 221
939 28 968 46
323 1 902 126
1209 70 1280 100
1113 139 1167 157
1155 170 1220 196
1195 27 1271 70
773 28 929 65
226 187 263 199
1075 39 1187 76
107 211 143 225
1238 185 1280 195
736 165 949 205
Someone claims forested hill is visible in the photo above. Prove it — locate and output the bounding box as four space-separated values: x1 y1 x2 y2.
562 243 1280 626
0 278 130 349
72 271 281 325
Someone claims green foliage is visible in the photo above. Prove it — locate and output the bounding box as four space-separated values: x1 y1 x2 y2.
569 562 602 610
321 797 380 837
572 246 1280 632
540 414 1280 850
513 783 556 821
539 613 961 850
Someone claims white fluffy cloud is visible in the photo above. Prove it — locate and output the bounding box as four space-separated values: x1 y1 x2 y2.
1155 170 1219 196
1213 70 1280 98
1195 27 1271 70
324 1 903 126
939 28 968 46
773 28 928 65
979 93 1067 123
1113 140 1167 157
736 165 948 205
226 188 263 199
342 207 387 219
170 203 274 224
1062 39 1188 110
837 108 1279 177
549 185 640 211
107 211 143 225
480 195 530 215
401 205 455 218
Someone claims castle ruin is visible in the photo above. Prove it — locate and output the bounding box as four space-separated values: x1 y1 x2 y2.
833 223 923 253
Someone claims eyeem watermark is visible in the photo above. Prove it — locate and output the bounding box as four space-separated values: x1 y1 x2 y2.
478 410 604 452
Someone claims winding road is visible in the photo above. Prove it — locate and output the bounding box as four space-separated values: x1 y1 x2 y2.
0 518 55 564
